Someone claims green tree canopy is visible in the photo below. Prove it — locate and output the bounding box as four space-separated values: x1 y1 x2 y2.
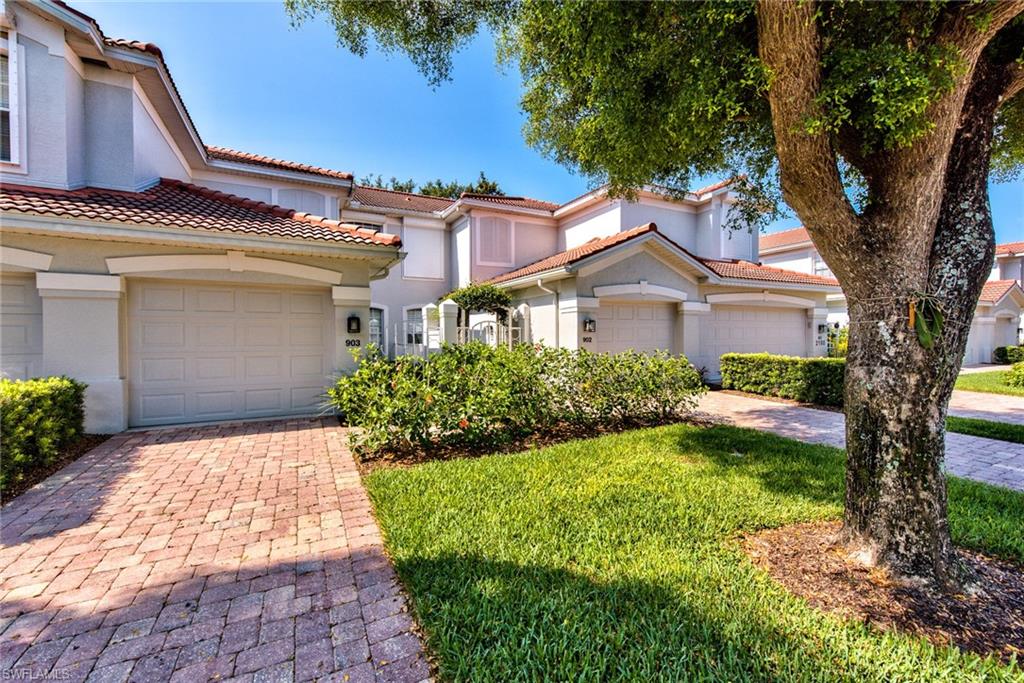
358 170 505 198
289 0 1024 587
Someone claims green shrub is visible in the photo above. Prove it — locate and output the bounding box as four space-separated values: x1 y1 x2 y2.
720 353 846 407
1007 362 1024 388
1 376 87 493
329 343 705 456
993 345 1024 364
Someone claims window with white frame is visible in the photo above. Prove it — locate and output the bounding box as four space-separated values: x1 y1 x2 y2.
369 307 384 348
0 28 19 165
476 216 513 266
813 255 833 278
405 309 423 345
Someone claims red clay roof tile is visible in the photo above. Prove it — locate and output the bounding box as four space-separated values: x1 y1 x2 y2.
206 146 353 181
759 227 811 251
0 179 399 247
459 193 560 212
979 280 1021 303
487 223 839 288
996 241 1024 256
350 185 454 214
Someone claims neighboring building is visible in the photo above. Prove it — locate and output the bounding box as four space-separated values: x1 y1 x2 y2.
0 1 400 431
343 184 842 378
0 0 843 431
757 227 1024 362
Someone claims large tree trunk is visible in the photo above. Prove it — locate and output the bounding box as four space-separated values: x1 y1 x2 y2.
840 59 1005 589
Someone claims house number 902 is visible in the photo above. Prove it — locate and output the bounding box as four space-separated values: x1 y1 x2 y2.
582 336 593 343
345 339 361 347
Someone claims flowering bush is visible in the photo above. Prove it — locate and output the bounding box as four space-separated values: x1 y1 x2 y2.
329 343 705 456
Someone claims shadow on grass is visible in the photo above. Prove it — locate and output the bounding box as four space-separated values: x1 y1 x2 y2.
674 424 845 506
389 552 1003 682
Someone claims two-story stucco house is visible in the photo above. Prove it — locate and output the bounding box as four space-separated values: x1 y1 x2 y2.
1 0 842 432
759 227 1024 363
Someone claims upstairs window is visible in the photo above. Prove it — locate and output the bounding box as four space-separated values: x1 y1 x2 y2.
813 255 833 278
476 216 513 266
0 28 20 165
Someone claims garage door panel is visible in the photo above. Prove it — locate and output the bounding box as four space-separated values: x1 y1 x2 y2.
701 305 805 376
128 280 333 426
595 302 674 354
195 289 235 312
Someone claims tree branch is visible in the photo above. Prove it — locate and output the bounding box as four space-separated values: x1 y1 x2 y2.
755 0 859 268
1004 62 1024 102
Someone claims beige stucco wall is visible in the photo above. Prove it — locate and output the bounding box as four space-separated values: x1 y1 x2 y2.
1 229 382 432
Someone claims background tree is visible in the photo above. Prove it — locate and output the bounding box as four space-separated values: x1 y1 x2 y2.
359 173 417 193
288 0 1024 588
358 171 505 198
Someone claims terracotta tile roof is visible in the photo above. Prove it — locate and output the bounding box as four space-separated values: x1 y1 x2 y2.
0 179 399 247
760 226 811 251
488 223 660 284
996 241 1024 256
690 177 736 196
979 280 1021 303
206 147 353 181
487 223 840 288
700 258 840 287
350 185 454 214
459 193 560 212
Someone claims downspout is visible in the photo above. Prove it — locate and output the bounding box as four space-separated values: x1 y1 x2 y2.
536 278 559 347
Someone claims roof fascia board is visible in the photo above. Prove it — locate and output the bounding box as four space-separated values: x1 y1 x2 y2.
712 276 841 293
204 160 354 190
493 268 573 290
444 198 554 219
1 213 397 261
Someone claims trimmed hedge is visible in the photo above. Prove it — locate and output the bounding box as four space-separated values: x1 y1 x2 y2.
720 353 846 407
1008 362 1024 388
994 346 1024 364
329 342 705 456
1 376 87 493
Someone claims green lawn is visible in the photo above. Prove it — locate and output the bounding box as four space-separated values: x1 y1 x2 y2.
947 416 1024 444
956 370 1024 397
365 425 1024 682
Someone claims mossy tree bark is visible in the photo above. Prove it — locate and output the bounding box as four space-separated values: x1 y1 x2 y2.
757 0 1023 588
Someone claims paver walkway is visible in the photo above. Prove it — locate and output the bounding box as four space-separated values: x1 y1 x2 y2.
949 389 1024 426
0 419 429 683
698 392 1024 492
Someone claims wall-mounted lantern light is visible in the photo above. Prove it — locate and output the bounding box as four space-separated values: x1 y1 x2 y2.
817 323 829 334
347 314 361 334
582 318 597 333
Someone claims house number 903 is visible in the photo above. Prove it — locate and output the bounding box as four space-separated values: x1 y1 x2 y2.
345 339 361 347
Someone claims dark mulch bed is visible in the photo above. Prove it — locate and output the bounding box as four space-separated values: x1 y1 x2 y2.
743 521 1024 664
1 434 110 502
351 415 722 475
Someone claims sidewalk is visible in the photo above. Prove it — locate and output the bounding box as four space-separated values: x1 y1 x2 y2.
697 392 1024 492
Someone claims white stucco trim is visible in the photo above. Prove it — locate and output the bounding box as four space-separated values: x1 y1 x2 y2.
592 281 688 302
0 246 53 271
36 272 124 294
105 252 344 285
705 291 817 309
333 285 371 304
679 302 712 315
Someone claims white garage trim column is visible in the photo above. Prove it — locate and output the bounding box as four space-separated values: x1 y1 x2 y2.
677 301 711 360
559 285 599 351
333 286 371 372
36 273 127 433
807 307 830 357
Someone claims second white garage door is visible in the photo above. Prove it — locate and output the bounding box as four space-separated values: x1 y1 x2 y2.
702 304 806 375
594 302 674 353
127 280 334 427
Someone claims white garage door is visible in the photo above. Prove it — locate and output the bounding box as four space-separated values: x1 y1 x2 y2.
594 302 674 353
127 280 334 427
0 274 43 380
703 305 806 375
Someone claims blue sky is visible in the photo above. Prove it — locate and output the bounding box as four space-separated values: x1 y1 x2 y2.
81 1 1022 242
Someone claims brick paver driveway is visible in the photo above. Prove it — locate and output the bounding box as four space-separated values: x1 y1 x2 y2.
698 392 1024 492
0 419 429 683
